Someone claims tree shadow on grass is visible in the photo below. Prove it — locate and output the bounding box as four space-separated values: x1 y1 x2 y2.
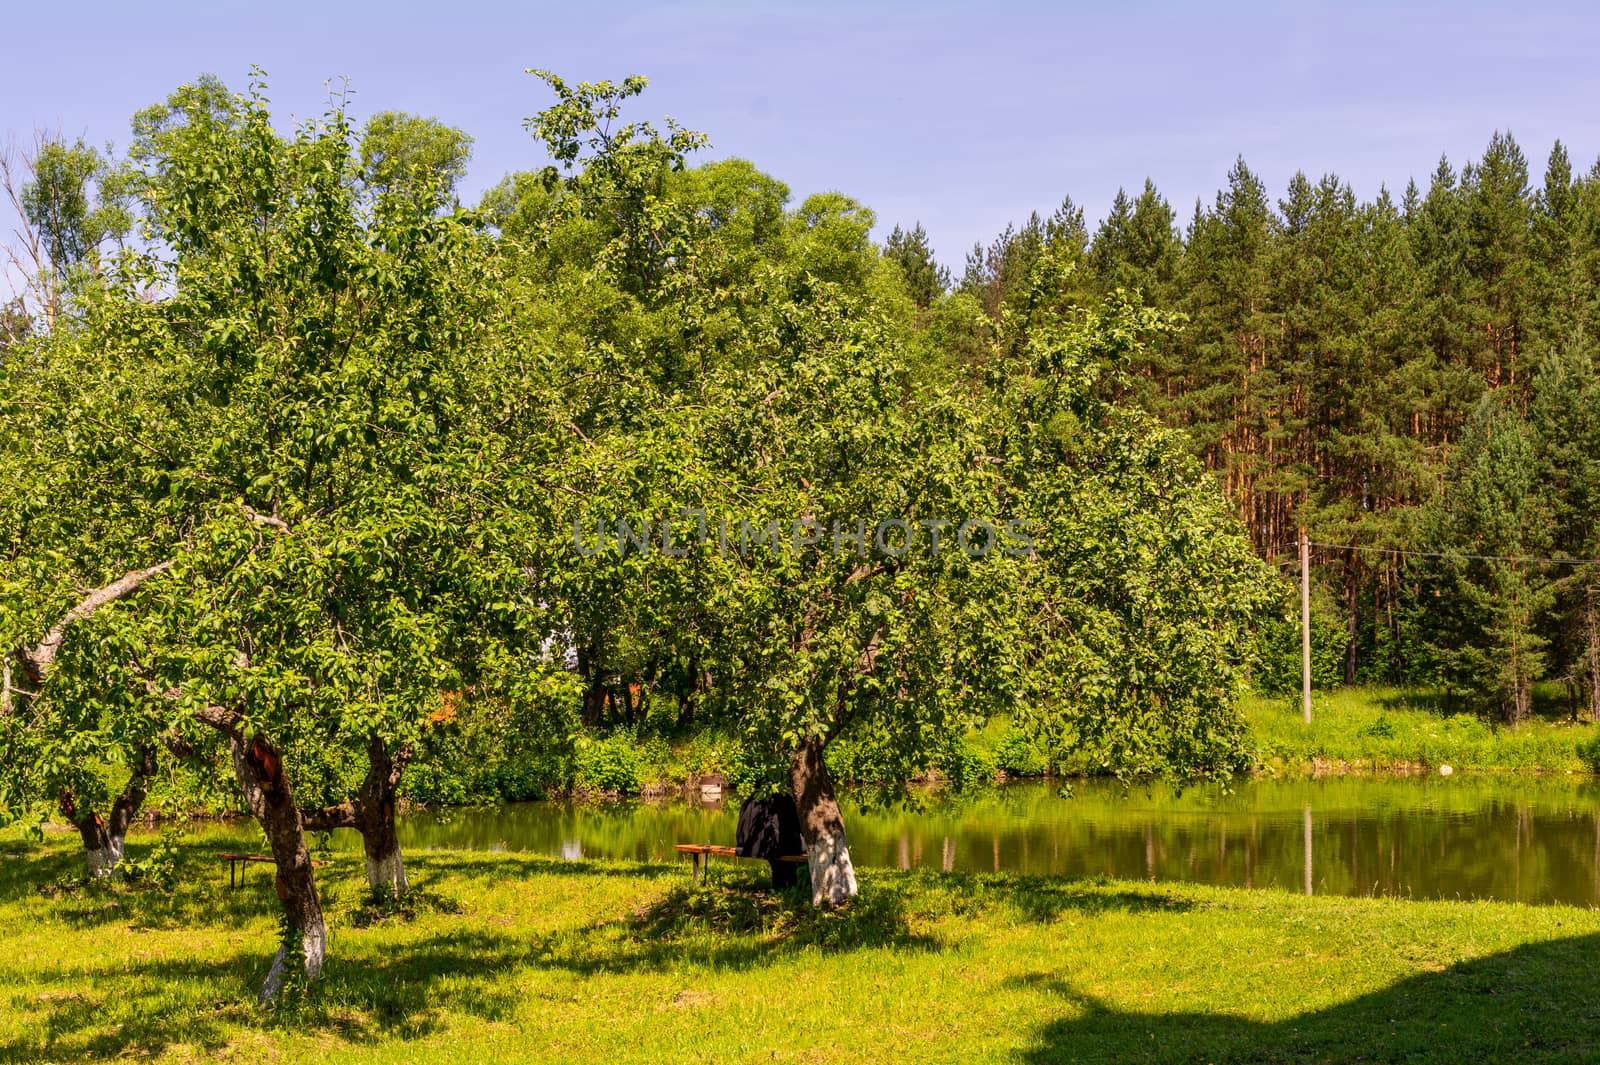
1376 685 1574 724
533 869 946 976
930 871 1200 923
405 850 681 882
1014 932 1600 1064
531 869 1195 979
21 856 362 932
0 841 83 903
3 860 951 1057
1 952 262 1062
0 927 537 1061
0 852 1213 1058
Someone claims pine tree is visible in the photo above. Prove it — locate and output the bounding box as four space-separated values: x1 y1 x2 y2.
1527 142 1577 361
1423 395 1554 721
1090 180 1182 416
1176 158 1278 546
1089 179 1179 300
883 222 948 308
1530 344 1600 717
1088 187 1134 291
1461 132 1533 393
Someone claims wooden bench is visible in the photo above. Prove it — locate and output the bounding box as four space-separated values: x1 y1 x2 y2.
674 844 807 884
218 852 329 889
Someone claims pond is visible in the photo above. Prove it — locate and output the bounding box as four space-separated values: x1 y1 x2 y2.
380 775 1600 907
196 775 1600 907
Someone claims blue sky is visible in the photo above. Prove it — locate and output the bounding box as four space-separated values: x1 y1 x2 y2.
6 1 1600 268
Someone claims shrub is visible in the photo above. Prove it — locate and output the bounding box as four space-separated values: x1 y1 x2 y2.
991 728 1048 777
936 739 997 791
573 734 643 794
403 690 578 805
120 827 182 890
1578 735 1600 774
1358 715 1398 739
678 733 731 779
493 749 570 803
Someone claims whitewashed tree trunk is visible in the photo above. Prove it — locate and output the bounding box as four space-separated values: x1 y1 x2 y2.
362 817 409 895
61 745 156 879
359 735 410 896
205 714 327 1005
804 823 859 906
789 734 859 907
84 839 125 878
366 849 408 894
260 908 326 1003
300 735 414 898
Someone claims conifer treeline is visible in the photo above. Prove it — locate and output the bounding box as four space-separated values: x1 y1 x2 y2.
901 132 1600 719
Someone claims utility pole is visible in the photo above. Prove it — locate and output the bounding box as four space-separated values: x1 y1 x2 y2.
1300 528 1312 724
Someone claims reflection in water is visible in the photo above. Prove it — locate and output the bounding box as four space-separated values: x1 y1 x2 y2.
1304 805 1313 896
177 776 1600 907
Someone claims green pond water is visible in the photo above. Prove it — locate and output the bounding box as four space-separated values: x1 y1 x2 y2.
196 775 1600 907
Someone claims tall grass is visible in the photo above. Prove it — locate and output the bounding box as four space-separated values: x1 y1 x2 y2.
1245 685 1598 773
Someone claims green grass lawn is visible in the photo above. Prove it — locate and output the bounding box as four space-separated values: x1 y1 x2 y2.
1245 685 1600 774
5 837 1600 1063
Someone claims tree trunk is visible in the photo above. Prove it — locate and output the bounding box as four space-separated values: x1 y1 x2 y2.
358 735 410 895
789 734 858 907
578 647 605 728
202 710 325 1004
302 735 413 896
361 808 408 895
62 803 124 877
57 744 156 878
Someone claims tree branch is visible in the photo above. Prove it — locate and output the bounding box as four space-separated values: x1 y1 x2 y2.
192 703 244 737
18 561 175 686
301 801 360 831
387 741 416 790
241 504 291 534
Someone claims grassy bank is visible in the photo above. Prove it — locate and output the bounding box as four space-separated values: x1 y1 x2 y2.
1245 686 1600 775
390 685 1600 812
5 839 1600 1063
614 687 1600 797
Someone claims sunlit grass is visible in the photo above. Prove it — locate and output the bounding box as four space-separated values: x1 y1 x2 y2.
1245 684 1598 774
5 836 1600 1062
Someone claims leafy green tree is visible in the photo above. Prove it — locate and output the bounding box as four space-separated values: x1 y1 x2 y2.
359 111 473 206
0 252 193 875
1 135 130 332
6 73 560 1000
509 79 1272 907
990 252 1274 780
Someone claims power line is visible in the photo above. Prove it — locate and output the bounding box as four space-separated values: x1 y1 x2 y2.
1304 541 1600 567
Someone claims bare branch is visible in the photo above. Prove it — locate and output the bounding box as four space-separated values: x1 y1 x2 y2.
192 703 244 736
18 560 175 686
301 801 360 831
0 131 61 333
241 504 291 533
